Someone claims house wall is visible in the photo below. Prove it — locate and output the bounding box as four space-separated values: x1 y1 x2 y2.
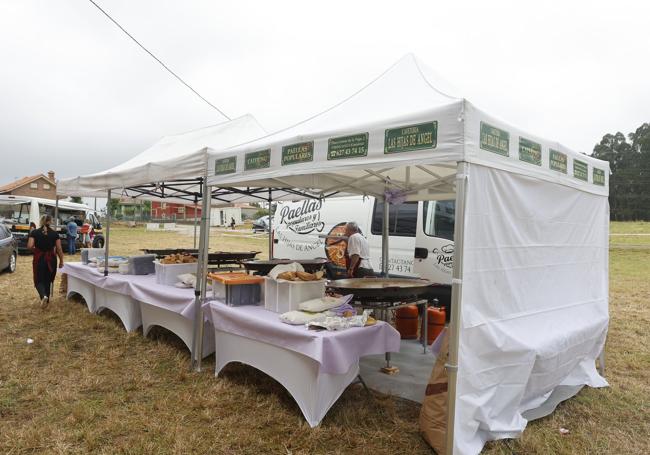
151 202 202 219
5 178 56 199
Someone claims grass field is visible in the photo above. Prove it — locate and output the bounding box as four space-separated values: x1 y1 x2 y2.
0 223 648 454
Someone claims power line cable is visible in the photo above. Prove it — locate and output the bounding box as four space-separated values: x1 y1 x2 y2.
87 0 230 120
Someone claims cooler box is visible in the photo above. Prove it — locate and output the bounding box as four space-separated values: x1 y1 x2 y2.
209 272 264 306
264 277 326 313
128 254 156 275
155 262 198 286
81 248 104 265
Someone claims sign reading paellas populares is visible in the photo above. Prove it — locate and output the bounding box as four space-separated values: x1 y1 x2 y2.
214 156 236 175
384 121 437 154
327 133 368 160
282 141 313 165
245 149 271 170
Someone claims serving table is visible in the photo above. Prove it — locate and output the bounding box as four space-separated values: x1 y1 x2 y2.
63 262 214 357
208 301 400 427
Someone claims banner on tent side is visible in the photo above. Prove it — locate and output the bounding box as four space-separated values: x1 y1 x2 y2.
384 121 438 154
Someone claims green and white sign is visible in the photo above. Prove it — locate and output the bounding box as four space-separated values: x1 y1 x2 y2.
518 137 542 166
327 133 368 160
573 159 588 181
593 167 606 186
384 121 437 154
480 122 509 156
245 149 271 170
549 149 567 173
282 141 313 165
214 156 236 175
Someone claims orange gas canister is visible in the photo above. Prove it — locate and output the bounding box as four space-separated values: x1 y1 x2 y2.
395 305 419 339
422 307 446 345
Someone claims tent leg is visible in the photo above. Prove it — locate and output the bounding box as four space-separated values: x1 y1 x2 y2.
54 196 59 231
597 349 605 375
104 189 111 277
381 196 389 277
445 161 469 455
193 201 198 249
191 178 211 372
268 189 273 260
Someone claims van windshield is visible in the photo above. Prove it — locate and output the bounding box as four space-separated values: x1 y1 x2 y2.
370 201 418 237
0 202 31 224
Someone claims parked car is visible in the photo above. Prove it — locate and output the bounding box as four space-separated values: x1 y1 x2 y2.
0 224 17 273
252 215 270 232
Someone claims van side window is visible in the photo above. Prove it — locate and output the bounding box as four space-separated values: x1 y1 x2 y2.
371 201 418 237
423 200 455 241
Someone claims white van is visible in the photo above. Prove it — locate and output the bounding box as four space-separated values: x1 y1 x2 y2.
272 196 455 284
0 195 104 253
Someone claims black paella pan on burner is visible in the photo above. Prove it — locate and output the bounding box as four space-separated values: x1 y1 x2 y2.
326 278 437 302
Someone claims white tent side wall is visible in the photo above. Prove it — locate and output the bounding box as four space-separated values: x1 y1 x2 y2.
452 105 610 453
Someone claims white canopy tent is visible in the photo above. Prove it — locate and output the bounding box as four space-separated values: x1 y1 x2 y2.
204 55 610 454
57 114 267 203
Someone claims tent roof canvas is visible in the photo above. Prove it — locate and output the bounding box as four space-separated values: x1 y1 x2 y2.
57 114 266 200
206 55 609 200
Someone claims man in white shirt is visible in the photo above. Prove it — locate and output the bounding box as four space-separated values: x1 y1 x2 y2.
345 221 374 277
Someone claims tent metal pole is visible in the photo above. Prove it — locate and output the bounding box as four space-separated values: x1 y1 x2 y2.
191 177 210 371
193 199 198 249
54 196 59 231
104 189 111 277
268 189 273 260
445 161 469 455
381 196 389 277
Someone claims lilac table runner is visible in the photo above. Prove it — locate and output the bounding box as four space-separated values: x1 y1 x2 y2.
209 302 401 374
63 263 197 318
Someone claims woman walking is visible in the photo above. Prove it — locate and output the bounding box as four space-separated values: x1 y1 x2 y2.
27 215 64 308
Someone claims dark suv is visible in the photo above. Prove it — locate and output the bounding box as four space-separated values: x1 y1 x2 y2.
0 224 17 273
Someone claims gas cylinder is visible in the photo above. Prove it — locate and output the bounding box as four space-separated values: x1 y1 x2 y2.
395 305 419 339
422 307 446 345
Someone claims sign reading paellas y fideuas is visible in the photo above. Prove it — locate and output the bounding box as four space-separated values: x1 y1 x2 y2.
214 156 236 175
384 121 437 154
518 137 542 166
327 133 368 160
282 141 314 165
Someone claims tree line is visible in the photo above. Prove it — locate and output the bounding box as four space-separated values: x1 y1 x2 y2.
592 122 650 221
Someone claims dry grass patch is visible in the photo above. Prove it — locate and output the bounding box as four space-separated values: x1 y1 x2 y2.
1 223 648 454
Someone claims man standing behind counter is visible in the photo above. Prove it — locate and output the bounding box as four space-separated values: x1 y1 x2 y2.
345 222 374 278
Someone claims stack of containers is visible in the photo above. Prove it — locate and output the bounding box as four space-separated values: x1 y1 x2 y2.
264 278 326 313
210 272 265 306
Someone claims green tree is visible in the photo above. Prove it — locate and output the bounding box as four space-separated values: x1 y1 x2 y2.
69 196 83 204
593 122 650 220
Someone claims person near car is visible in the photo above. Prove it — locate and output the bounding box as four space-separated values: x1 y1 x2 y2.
66 218 78 255
344 221 374 277
80 219 93 248
27 214 64 308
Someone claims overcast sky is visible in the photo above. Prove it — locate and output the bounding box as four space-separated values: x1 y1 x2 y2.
1 0 648 189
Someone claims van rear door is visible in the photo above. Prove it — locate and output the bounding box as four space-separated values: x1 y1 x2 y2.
413 200 455 284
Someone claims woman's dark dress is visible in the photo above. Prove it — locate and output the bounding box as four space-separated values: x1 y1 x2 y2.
29 227 59 299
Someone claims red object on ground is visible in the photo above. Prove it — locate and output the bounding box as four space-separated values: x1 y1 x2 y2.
422 307 446 345
395 305 419 339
